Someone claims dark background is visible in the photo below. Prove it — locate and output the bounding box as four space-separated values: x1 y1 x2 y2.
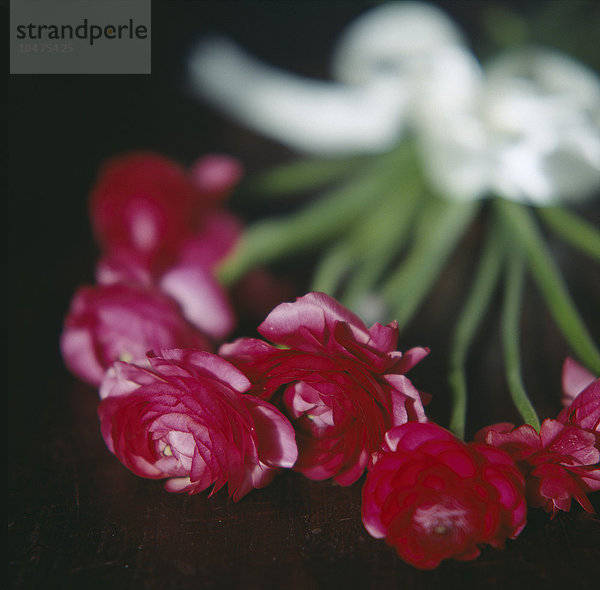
8 2 600 589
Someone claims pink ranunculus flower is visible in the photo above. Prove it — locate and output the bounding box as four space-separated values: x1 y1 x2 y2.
89 151 241 269
98 349 298 500
60 283 211 386
90 152 243 340
361 422 527 570
220 292 429 486
476 418 600 515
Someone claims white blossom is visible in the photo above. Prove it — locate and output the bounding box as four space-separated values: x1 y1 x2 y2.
419 47 600 203
188 1 600 204
188 2 465 155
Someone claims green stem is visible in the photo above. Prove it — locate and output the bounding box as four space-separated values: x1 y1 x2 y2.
311 173 423 299
311 243 355 295
218 146 415 285
538 205 600 262
243 155 369 197
495 198 600 373
341 183 422 309
501 247 540 429
381 196 480 330
448 224 505 439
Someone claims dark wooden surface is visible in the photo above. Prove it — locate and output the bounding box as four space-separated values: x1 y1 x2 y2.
8 2 600 589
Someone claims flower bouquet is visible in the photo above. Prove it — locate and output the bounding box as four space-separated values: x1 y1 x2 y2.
61 1 599 571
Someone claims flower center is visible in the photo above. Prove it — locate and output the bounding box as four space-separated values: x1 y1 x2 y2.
412 502 469 537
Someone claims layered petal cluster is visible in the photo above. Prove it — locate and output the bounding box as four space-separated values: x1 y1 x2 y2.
91 152 242 340
98 349 297 500
60 283 211 386
477 362 599 515
90 152 241 269
221 292 429 485
362 422 526 569
477 419 599 515
61 152 242 386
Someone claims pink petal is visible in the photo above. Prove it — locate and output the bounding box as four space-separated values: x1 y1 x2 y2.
361 499 388 539
219 336 276 360
558 379 600 432
367 321 399 353
283 382 324 420
177 211 242 270
239 462 277 498
384 422 455 453
385 375 428 423
562 357 596 405
159 262 234 340
580 467 600 492
258 292 369 347
165 476 194 493
95 253 153 286
395 347 431 373
60 325 107 387
154 349 251 393
189 154 244 201
483 423 540 450
98 359 154 400
540 419 599 465
242 396 298 468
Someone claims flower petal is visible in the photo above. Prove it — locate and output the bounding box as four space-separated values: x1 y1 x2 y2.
242 396 298 468
159 262 234 340
561 357 596 405
188 37 405 155
331 1 464 85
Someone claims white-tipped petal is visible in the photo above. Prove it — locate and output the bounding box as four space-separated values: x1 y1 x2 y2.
484 47 600 203
411 45 484 124
331 1 464 85
418 114 492 202
492 141 555 204
538 134 600 203
486 47 600 119
188 37 406 155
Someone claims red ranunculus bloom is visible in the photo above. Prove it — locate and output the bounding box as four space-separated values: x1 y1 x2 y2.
98 349 298 500
90 152 242 339
476 418 600 515
90 151 241 269
220 292 429 486
362 422 527 570
60 283 211 386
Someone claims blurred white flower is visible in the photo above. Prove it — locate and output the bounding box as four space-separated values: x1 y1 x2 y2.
188 36 407 155
188 2 466 155
419 47 600 203
188 1 600 204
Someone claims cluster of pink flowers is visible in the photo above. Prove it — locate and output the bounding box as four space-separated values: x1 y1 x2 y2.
91 289 432 502
220 292 430 486
476 362 599 516
61 153 599 571
61 152 242 386
362 359 598 568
